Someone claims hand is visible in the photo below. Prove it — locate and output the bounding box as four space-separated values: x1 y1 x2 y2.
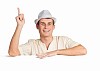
36 50 58 59
15 8 25 26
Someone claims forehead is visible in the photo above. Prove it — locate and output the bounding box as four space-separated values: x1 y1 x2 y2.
39 18 53 22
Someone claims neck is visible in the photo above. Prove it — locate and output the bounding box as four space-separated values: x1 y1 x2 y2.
40 36 53 44
40 36 53 49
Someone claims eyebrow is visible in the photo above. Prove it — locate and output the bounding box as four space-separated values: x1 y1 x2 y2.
40 22 45 23
40 22 52 23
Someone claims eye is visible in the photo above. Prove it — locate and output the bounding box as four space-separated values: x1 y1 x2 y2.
40 22 45 26
48 22 52 25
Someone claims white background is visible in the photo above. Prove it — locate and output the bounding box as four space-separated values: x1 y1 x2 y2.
0 0 100 71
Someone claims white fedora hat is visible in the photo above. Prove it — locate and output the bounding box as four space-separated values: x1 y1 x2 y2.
34 10 56 24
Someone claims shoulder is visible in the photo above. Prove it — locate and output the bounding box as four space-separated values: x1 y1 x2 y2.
54 36 70 39
28 39 40 43
53 36 71 42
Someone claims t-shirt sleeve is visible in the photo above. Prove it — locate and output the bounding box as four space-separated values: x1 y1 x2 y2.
18 39 34 55
64 36 80 48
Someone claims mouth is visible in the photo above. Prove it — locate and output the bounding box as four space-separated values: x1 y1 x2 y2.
43 30 50 32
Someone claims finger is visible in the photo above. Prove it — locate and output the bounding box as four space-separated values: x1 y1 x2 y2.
17 14 24 21
36 54 47 59
17 8 20 15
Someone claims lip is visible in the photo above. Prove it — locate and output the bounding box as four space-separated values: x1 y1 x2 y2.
43 30 50 32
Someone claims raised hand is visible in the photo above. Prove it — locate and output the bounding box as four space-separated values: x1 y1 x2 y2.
15 8 25 26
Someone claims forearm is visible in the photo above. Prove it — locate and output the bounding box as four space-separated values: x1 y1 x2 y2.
8 25 23 56
57 45 87 56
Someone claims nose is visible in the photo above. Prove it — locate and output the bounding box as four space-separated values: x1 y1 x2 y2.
44 24 48 29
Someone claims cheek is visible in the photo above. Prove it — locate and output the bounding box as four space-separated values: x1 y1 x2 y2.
51 26 55 30
39 27 44 32
38 25 44 29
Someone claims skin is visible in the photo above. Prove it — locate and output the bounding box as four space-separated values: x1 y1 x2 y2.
8 8 87 58
36 18 55 49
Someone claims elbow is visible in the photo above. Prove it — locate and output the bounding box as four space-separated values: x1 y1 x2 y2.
81 47 87 55
8 49 20 57
77 45 87 55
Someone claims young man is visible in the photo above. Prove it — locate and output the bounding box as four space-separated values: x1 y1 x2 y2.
8 8 87 59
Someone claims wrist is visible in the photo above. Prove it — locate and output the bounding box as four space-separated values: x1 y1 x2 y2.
17 24 23 28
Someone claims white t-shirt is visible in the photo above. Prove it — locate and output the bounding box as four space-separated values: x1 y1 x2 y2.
18 36 80 55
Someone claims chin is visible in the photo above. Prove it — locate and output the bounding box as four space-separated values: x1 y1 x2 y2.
43 34 51 37
43 35 50 37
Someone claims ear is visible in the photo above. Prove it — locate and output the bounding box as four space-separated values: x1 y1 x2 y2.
53 25 55 30
36 24 39 29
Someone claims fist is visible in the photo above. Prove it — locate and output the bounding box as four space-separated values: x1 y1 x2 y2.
15 8 25 26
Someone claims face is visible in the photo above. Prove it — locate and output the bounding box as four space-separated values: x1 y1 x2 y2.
36 18 55 37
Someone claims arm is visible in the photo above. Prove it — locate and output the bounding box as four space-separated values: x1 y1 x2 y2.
8 8 25 56
57 44 87 56
36 44 87 59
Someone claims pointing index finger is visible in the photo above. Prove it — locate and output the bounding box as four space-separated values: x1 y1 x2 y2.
17 8 20 15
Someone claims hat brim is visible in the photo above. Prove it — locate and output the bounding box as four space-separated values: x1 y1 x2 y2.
34 17 56 24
